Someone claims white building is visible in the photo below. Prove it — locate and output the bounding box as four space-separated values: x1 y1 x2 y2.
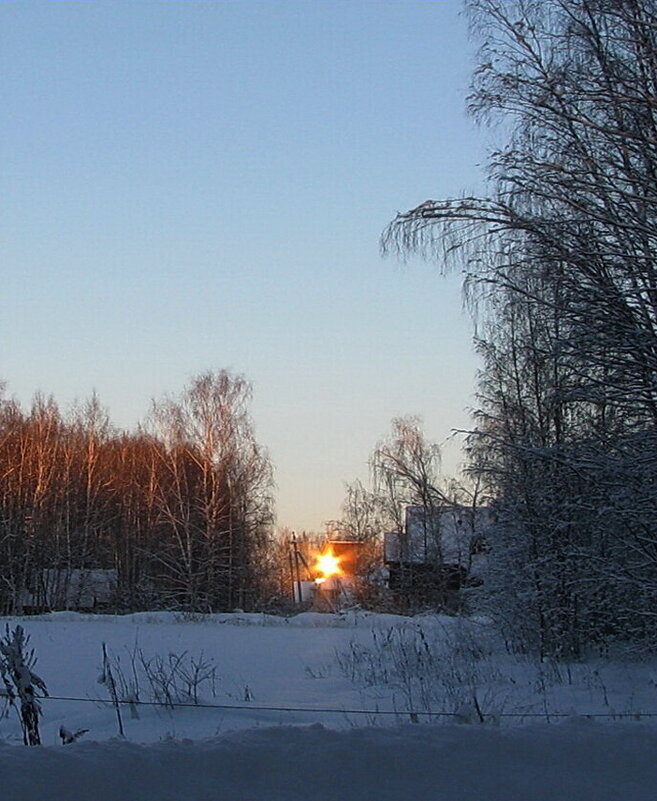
384 504 492 576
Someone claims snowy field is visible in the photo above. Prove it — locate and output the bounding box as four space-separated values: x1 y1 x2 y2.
1 611 657 799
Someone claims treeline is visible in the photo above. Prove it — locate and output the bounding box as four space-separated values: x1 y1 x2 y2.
385 0 657 655
0 371 274 614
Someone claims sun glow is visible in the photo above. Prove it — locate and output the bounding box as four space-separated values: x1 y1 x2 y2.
314 550 341 584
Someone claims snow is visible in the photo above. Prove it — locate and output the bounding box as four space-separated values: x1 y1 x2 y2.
3 719 657 801
1 611 657 799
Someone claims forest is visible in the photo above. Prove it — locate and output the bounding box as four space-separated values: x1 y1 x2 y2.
0 371 274 614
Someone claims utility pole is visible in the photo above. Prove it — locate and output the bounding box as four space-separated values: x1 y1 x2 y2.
291 531 302 604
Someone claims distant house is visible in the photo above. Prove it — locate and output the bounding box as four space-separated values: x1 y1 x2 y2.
383 505 492 606
384 505 491 566
20 569 117 613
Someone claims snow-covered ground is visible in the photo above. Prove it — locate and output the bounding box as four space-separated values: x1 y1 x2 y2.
4 718 657 801
1 611 657 799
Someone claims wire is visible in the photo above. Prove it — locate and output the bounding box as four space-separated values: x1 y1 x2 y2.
37 694 657 719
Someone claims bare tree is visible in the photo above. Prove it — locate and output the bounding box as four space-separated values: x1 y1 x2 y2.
338 418 482 611
147 371 274 611
383 0 657 653
0 371 274 615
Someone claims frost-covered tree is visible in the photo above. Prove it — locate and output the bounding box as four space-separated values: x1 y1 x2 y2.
0 625 48 745
384 0 657 653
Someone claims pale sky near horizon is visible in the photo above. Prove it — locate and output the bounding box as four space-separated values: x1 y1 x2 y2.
2 1 485 531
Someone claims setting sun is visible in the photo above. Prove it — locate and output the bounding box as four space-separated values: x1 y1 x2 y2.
314 550 341 583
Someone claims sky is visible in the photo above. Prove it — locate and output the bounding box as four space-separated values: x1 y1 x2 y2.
1 1 485 531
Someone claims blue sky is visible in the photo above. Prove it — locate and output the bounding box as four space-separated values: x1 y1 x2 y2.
2 1 485 530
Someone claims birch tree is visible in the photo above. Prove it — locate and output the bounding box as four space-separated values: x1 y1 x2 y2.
384 0 657 652
148 371 274 611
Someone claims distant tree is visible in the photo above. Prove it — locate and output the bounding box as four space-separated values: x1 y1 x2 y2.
338 417 481 611
372 417 447 536
337 479 385 544
0 370 274 615
147 371 274 611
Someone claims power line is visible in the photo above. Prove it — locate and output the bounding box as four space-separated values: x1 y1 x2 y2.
37 695 657 719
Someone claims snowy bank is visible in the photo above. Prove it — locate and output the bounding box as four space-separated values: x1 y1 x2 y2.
2 719 657 801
